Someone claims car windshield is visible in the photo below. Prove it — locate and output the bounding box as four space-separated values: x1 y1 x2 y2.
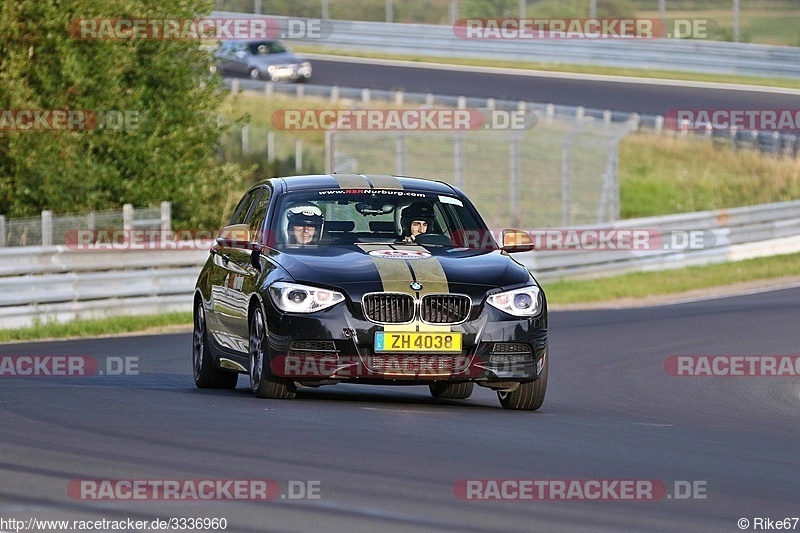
270 189 497 250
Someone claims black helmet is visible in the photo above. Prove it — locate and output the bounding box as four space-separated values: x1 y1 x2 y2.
400 201 434 236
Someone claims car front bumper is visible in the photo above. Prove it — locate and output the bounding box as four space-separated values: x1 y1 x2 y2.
265 303 547 384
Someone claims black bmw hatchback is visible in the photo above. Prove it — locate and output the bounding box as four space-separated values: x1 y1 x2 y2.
193 174 548 410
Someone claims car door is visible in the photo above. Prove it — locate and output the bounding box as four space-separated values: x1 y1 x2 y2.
216 41 236 74
228 43 250 75
207 188 263 353
224 186 273 347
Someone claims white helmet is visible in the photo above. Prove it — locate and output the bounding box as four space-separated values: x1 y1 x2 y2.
282 203 324 243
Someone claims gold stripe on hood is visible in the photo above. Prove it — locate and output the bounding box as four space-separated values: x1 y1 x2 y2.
357 244 414 293
400 243 449 296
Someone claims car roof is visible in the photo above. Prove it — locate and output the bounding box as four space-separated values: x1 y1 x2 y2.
259 174 459 196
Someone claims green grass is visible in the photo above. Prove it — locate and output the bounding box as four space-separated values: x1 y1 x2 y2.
619 133 800 217
0 312 192 343
636 6 800 46
291 45 800 90
543 252 800 304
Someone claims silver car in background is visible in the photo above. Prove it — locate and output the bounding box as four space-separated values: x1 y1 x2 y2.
212 40 312 82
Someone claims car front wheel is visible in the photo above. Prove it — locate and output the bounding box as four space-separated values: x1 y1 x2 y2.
497 353 548 410
429 382 473 400
249 67 261 80
249 307 296 399
193 301 238 389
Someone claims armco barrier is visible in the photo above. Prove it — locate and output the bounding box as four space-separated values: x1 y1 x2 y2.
213 12 800 79
522 199 800 280
0 245 209 329
2 199 800 329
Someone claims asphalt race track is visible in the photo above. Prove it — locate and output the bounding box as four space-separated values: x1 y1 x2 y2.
1 287 799 532
302 58 800 116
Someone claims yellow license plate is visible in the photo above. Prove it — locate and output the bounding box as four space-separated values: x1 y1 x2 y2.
375 332 462 353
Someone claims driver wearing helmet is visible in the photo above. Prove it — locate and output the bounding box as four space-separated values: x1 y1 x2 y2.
400 201 434 242
285 203 324 245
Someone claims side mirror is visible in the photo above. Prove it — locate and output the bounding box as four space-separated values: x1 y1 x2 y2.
216 224 263 251
501 229 535 253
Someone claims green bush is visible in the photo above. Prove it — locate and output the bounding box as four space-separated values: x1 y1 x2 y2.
0 0 250 229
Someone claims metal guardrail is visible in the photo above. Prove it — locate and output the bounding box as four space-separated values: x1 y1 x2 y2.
522 199 800 280
0 246 208 329
3 199 800 329
213 12 800 79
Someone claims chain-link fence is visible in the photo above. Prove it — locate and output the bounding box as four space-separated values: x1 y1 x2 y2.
328 112 638 229
0 203 170 247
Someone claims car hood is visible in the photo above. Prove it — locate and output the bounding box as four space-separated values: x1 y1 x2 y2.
268 244 532 302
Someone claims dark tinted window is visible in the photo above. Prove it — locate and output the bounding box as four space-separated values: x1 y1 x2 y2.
249 188 272 242
246 41 286 55
229 189 262 226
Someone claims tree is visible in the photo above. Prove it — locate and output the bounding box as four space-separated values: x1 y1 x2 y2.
0 0 248 228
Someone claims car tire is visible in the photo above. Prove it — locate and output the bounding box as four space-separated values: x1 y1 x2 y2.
249 67 261 80
193 301 238 389
497 354 548 411
429 382 473 400
249 306 296 399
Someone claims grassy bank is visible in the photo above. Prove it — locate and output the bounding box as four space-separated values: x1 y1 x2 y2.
619 133 800 218
0 312 192 343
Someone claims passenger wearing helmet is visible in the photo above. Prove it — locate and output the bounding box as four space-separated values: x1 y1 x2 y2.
285 203 324 245
400 201 434 242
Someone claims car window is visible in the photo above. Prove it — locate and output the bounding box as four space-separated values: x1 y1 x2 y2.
249 188 271 242
269 42 288 54
229 189 261 226
247 42 274 55
270 189 496 249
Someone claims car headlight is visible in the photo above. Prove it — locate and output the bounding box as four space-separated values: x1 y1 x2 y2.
269 282 344 313
486 286 542 317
